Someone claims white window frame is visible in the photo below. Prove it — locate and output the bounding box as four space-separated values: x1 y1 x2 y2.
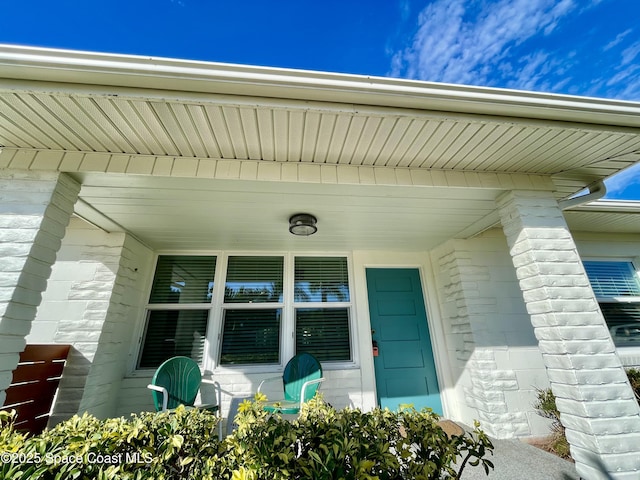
135 251 357 374
292 255 353 362
134 253 219 371
213 253 286 370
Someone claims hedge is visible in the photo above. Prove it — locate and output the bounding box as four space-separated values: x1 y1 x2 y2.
1 394 494 480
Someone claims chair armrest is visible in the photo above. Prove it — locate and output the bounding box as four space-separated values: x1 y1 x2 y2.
300 377 325 406
147 384 168 411
257 376 282 393
200 378 222 407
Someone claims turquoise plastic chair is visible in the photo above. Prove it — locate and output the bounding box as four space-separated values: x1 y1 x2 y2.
147 356 222 437
258 353 325 414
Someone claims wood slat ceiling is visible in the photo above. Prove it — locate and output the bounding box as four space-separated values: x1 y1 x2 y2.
2 91 640 192
72 174 500 250
565 211 640 234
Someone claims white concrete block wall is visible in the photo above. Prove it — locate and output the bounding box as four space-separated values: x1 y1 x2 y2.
28 218 154 424
28 219 120 344
430 232 549 438
115 367 363 422
76 234 153 419
0 170 79 406
497 190 640 480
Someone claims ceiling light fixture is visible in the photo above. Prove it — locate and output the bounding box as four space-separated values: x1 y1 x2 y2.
289 213 317 236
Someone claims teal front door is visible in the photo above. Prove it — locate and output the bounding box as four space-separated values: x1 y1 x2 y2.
366 268 442 414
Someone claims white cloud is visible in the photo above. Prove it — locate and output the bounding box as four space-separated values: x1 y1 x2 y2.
390 0 640 101
621 41 640 66
603 29 632 51
391 0 578 87
600 38 640 99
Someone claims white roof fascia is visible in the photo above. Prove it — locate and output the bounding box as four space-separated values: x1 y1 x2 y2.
2 44 640 129
570 199 640 213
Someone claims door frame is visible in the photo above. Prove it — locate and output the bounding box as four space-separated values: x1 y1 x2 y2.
352 253 452 417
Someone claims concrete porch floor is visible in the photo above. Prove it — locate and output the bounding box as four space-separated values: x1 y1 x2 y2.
459 437 578 480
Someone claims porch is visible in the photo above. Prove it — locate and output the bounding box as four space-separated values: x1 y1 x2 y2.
1 44 640 478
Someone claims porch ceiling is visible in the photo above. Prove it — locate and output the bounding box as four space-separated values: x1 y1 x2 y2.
70 172 501 251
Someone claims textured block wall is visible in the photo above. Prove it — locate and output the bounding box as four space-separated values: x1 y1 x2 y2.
115 367 363 421
0 171 79 406
497 190 640 480
572 231 640 368
76 233 151 419
431 232 549 438
28 219 153 423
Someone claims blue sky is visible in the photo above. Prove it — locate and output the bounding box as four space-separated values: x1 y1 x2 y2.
2 0 640 198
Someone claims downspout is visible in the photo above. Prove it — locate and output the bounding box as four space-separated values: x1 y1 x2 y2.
558 180 607 210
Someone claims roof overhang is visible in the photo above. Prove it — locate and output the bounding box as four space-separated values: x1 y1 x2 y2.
2 44 640 128
0 44 640 128
564 199 640 235
2 44 640 249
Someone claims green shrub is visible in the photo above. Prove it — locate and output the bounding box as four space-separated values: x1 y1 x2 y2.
212 393 493 480
0 405 224 479
1 395 494 480
533 388 571 459
627 368 640 403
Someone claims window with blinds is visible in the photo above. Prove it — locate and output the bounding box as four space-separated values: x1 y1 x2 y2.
138 255 216 368
220 309 281 365
295 308 350 361
139 254 354 370
225 256 283 303
583 260 640 347
220 256 284 365
294 257 351 361
149 255 216 304
139 310 209 368
294 256 350 302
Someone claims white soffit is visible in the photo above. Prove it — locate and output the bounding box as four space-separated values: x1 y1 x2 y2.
564 200 640 234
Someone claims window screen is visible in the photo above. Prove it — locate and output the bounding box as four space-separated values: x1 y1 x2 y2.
139 309 209 368
294 256 351 361
141 254 354 370
220 256 283 364
583 261 640 297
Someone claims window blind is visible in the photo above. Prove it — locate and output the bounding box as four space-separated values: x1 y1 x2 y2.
220 309 281 365
295 308 351 361
600 303 640 325
583 261 640 297
584 261 640 347
600 303 640 346
138 310 209 368
149 256 216 304
224 256 284 303
294 257 350 303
